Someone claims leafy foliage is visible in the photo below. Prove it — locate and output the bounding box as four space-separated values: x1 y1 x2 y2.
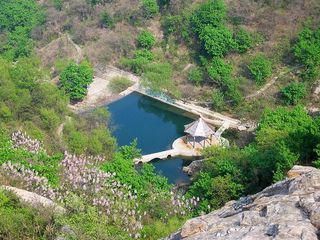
247 54 272 85
280 82 306 105
141 0 159 19
199 26 235 57
188 67 203 86
234 28 254 53
137 30 156 49
189 106 320 212
0 190 56 239
59 61 94 102
191 0 227 32
293 27 320 81
0 0 44 60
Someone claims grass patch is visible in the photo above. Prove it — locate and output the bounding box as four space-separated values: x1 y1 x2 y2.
108 77 133 94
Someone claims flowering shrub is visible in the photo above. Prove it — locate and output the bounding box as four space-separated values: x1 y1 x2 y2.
0 162 55 199
11 130 44 154
0 133 199 239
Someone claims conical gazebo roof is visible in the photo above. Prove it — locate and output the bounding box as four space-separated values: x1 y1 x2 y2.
184 118 215 138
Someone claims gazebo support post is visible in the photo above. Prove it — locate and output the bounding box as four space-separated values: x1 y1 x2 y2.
193 136 195 148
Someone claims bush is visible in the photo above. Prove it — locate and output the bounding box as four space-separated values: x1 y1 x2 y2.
59 61 94 102
191 0 227 32
247 54 272 85
211 90 225 111
99 12 115 29
199 26 235 57
108 77 133 93
0 0 44 32
137 30 156 49
280 82 306 105
234 28 254 53
134 49 154 61
188 67 203 86
120 50 154 75
207 58 233 84
293 27 320 81
141 0 159 19
0 190 56 239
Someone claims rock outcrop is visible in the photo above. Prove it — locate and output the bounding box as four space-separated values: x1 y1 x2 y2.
2 186 65 214
168 165 320 240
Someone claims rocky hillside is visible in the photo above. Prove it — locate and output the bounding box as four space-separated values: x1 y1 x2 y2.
168 165 320 239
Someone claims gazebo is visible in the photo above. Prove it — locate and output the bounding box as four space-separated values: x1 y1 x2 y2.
184 118 218 148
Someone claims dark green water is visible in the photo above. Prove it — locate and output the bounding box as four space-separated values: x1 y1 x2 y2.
107 92 193 184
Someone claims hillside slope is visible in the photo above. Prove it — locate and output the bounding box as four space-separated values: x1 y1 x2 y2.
168 165 320 239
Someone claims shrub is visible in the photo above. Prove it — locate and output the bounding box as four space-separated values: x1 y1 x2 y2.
99 12 115 29
247 54 272 85
137 30 156 49
280 82 306 105
293 27 320 81
134 49 154 61
120 50 154 75
191 0 227 32
108 77 133 94
59 61 94 102
141 0 159 19
211 89 225 111
0 0 44 32
199 26 235 57
207 58 233 84
0 190 56 239
188 67 203 86
234 28 254 53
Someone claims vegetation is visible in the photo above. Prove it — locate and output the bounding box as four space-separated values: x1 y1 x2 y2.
188 67 203 86
109 76 133 93
0 190 56 239
294 27 320 81
189 106 320 212
99 12 115 29
247 54 272 85
59 61 94 102
280 82 306 105
141 0 159 19
137 30 156 49
1 0 320 239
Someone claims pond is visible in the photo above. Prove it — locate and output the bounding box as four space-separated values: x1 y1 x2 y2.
107 92 194 184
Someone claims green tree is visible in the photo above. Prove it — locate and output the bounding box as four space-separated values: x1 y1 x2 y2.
141 0 159 19
294 27 320 81
280 82 306 105
199 26 235 57
137 30 156 49
234 28 254 53
247 54 272 85
191 0 227 32
207 58 233 84
59 61 94 101
0 0 44 32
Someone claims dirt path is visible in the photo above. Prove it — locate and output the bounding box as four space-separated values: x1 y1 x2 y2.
245 67 289 100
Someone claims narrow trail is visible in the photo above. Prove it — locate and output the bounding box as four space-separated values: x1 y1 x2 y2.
65 34 83 63
245 66 300 100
